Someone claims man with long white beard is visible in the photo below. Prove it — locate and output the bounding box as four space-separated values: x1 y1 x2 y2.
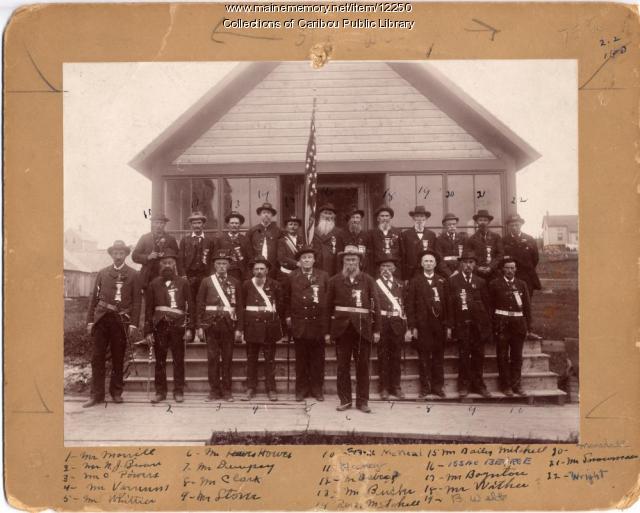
144 249 193 404
327 245 381 413
369 205 403 280
401 206 437 281
435 213 468 278
312 203 345 277
247 202 281 279
343 207 371 273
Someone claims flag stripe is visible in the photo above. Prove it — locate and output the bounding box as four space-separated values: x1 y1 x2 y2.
304 100 318 245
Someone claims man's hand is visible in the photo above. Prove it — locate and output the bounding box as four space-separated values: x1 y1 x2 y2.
286 317 292 329
145 333 155 346
234 330 243 343
373 332 381 344
86 323 94 336
128 325 137 338
324 334 332 345
184 329 193 342
148 251 159 260
450 270 459 278
404 329 413 343
196 328 204 341
412 328 419 339
446 327 452 340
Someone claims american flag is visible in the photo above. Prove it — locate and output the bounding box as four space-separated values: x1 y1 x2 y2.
304 98 318 245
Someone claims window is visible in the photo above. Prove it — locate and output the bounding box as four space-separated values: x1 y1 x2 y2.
387 175 444 228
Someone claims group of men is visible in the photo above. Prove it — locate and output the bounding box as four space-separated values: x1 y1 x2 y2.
84 201 542 414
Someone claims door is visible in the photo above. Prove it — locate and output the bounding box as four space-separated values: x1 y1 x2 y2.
316 181 365 230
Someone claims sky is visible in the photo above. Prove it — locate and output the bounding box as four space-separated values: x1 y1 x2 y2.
63 60 577 248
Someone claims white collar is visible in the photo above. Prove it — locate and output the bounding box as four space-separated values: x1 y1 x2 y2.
504 276 515 285
192 232 203 238
464 273 473 281
113 262 125 271
424 272 435 279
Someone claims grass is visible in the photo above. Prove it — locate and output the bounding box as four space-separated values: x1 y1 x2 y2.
531 288 578 340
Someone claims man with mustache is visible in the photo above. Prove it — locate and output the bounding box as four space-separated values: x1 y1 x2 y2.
369 205 403 280
276 215 304 283
435 212 468 278
401 206 437 281
465 209 504 281
241 256 285 401
217 211 251 282
144 248 193 404
312 203 345 277
179 211 215 313
247 202 281 279
342 207 371 273
327 245 381 413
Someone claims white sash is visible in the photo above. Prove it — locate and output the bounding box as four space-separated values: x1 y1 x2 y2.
211 275 232 309
252 278 275 312
284 235 298 255
376 278 403 314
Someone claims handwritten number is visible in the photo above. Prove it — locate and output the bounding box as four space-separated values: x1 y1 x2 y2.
446 190 455 198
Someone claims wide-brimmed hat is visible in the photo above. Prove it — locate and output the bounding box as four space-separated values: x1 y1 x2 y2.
212 249 232 262
256 202 277 216
317 203 337 215
417 248 441 265
283 214 302 226
248 255 272 269
409 206 431 218
458 250 478 262
224 211 245 224
295 245 317 260
187 211 207 223
374 205 394 218
442 213 459 224
150 213 170 222
376 256 400 266
505 214 525 225
337 244 364 260
345 207 365 220
107 240 131 256
159 248 179 261
472 209 494 222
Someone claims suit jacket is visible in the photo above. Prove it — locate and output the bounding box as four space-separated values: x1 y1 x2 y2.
284 268 330 339
343 229 372 273
369 227 403 278
144 275 193 335
401 228 437 280
242 277 285 344
465 230 504 277
488 276 532 331
406 273 451 331
502 232 541 291
87 264 141 328
327 272 381 341
196 274 243 331
374 276 408 336
312 228 345 277
179 233 216 277
217 232 251 278
277 234 304 279
435 231 468 277
132 232 181 288
448 272 492 340
246 223 282 272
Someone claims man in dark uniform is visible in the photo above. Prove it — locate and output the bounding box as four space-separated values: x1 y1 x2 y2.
435 212 468 278
488 257 532 397
465 209 504 281
327 245 381 413
401 206 437 281
241 256 285 401
195 250 243 402
218 211 250 282
374 257 412 400
284 246 329 401
369 205 403 280
144 249 193 403
342 207 371 273
406 249 451 399
84 240 141 407
246 202 281 279
312 203 345 277
277 215 304 282
179 211 215 313
132 213 181 291
502 214 543 341
448 251 492 398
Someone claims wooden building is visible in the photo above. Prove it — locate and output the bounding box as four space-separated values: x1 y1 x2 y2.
542 214 579 250
130 61 540 236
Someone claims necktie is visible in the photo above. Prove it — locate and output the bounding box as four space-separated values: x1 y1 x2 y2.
386 280 392 289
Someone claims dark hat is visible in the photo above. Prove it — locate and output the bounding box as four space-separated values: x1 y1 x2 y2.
256 202 277 216
317 203 337 215
505 213 525 225
159 248 179 261
417 248 441 265
283 214 302 226
374 205 394 218
345 207 365 220
442 212 459 224
295 245 317 260
376 256 400 266
458 250 478 262
107 240 131 256
249 255 272 269
409 206 431 218
212 249 232 262
187 210 207 223
150 213 170 222
224 211 245 224
501 255 518 267
337 244 364 260
472 209 494 222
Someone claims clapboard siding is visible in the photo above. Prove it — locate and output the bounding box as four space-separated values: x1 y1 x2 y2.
175 62 496 165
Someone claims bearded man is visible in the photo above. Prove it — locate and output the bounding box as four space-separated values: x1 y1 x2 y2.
343 207 371 273
369 205 403 280
312 203 345 277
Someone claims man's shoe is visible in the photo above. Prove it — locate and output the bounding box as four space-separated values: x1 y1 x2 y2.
223 392 234 402
501 387 514 397
243 389 255 401
82 397 104 408
458 386 469 398
527 332 543 341
432 388 446 398
295 392 305 402
379 389 390 401
392 389 406 400
512 386 528 397
267 390 278 402
358 404 372 413
173 391 184 403
205 391 221 402
417 390 429 400
477 387 492 398
151 393 166 404
336 402 352 411
314 392 325 402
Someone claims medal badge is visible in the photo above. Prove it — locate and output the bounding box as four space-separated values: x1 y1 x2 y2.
383 236 391 255
485 245 492 264
311 284 320 304
330 236 336 254
114 274 123 303
458 244 464 257
168 284 178 308
202 247 209 264
352 289 363 307
460 288 468 311
358 244 366 255
421 239 429 250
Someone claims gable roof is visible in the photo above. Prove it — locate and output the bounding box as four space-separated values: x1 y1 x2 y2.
542 214 578 232
64 227 97 243
130 61 540 176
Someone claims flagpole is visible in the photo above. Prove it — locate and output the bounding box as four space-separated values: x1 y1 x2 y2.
304 97 318 246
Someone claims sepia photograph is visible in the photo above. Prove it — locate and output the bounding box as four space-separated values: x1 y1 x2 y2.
63 59 579 446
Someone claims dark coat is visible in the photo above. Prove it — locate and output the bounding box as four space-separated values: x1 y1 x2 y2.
343 229 372 273
246 223 282 273
196 274 243 331
448 272 492 340
179 233 216 277
217 232 251 278
374 276 408 336
284 268 330 339
87 264 141 328
435 231 468 277
327 272 381 342
401 228 437 280
132 232 181 288
488 276 532 331
312 228 345 277
406 273 451 332
144 275 193 334
277 234 304 279
502 232 541 291
465 230 504 277
369 227 404 276
241 277 285 344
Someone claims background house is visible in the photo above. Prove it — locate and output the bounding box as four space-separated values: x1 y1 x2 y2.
542 214 579 250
